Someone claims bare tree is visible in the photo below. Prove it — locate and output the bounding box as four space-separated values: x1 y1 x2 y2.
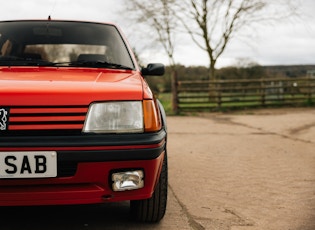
175 0 300 79
124 0 179 114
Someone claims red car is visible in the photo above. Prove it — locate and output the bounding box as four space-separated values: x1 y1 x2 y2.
0 19 167 222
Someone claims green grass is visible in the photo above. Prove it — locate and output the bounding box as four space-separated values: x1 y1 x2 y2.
156 93 173 115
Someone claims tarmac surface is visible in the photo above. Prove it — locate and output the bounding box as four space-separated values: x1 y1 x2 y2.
1 107 314 230
166 107 315 230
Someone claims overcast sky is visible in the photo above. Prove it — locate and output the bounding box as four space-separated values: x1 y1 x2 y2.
1 0 315 68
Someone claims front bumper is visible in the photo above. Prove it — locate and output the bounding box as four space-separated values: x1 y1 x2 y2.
0 129 166 206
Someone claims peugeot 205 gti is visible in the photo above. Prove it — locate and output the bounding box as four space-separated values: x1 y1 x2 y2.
0 19 167 222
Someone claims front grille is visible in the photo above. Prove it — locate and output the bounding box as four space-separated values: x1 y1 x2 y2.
8 106 88 131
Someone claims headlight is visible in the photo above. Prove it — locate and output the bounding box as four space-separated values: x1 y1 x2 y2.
83 101 143 133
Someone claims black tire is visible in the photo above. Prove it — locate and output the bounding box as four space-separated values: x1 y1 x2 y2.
130 151 168 222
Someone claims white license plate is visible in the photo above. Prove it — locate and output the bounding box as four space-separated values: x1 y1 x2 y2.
0 151 57 178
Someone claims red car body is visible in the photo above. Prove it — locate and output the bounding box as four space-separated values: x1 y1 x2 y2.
0 20 167 222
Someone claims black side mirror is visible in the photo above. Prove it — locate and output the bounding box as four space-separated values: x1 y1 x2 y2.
141 63 165 76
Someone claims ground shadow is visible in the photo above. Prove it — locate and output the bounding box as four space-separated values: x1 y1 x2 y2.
0 202 159 230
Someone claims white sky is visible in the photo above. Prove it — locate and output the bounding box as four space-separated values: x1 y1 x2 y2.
0 0 315 68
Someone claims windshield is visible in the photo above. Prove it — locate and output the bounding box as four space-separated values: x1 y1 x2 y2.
0 20 135 69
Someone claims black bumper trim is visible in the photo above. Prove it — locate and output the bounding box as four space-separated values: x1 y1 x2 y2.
0 129 166 148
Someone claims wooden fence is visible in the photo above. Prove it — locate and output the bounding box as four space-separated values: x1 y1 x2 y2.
177 77 315 112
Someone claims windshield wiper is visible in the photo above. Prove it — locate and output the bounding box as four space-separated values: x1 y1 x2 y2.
0 56 52 66
51 60 134 70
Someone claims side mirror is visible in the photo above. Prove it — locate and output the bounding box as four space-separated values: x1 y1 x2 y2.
141 63 165 76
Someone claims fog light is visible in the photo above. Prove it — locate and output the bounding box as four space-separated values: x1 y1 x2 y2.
112 170 144 191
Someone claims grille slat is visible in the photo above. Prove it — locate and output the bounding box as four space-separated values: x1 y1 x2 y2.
10 116 86 122
10 107 88 113
9 124 84 130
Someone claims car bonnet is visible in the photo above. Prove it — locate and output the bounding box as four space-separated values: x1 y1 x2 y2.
0 67 144 106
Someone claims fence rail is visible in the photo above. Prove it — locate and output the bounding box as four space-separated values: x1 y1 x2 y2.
177 77 315 112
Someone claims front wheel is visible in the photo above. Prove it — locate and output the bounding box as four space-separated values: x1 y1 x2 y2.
130 151 168 222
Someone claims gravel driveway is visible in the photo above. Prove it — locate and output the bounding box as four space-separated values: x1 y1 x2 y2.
167 107 315 230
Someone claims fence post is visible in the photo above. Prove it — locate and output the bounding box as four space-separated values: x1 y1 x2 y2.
260 78 265 106
216 80 222 109
309 74 314 104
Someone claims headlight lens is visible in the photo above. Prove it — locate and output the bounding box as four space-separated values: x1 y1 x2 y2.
83 101 143 133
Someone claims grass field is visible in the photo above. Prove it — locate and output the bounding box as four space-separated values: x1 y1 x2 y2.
156 93 173 115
